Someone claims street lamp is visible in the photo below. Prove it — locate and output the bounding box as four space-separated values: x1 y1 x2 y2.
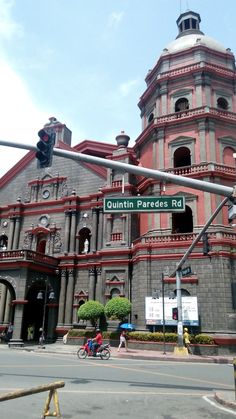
37 279 55 343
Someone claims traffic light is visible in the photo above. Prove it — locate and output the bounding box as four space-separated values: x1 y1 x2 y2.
36 129 55 168
172 307 178 320
202 232 210 255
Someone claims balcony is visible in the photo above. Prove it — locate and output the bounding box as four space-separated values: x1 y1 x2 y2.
165 162 236 178
0 250 58 267
136 106 236 148
137 230 236 245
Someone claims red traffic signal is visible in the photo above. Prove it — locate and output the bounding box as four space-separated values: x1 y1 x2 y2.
172 307 178 320
36 129 55 168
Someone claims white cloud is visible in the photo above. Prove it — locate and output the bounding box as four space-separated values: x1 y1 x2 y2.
107 11 124 28
0 59 50 176
0 1 45 177
0 0 23 40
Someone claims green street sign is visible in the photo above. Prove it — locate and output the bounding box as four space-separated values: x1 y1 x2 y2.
104 196 185 213
181 266 192 277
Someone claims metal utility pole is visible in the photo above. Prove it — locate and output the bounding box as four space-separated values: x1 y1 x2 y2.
0 139 234 198
161 273 166 355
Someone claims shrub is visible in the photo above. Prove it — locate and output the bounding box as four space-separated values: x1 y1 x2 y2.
128 332 178 342
68 329 120 340
104 297 132 321
68 328 214 345
193 334 214 345
77 300 104 327
68 329 94 338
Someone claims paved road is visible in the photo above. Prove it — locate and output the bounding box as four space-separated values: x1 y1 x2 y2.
0 347 235 418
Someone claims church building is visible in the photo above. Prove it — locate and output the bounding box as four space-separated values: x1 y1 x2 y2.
1 10 236 343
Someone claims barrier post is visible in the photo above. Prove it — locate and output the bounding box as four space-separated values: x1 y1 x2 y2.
234 358 236 400
0 381 65 418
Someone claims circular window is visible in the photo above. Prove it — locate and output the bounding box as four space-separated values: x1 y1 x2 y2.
42 190 50 199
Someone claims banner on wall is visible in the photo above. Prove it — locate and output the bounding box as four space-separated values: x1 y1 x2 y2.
145 296 199 326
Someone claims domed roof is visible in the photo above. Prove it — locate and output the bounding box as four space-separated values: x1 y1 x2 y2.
161 10 229 56
162 34 227 55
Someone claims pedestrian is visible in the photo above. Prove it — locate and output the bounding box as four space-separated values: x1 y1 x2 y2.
5 323 13 342
0 327 7 343
63 332 68 344
39 328 45 346
183 327 192 354
117 330 128 352
27 324 34 341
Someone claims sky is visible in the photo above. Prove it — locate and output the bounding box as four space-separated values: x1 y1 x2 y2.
0 0 236 177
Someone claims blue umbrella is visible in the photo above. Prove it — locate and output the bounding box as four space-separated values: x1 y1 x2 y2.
120 323 135 330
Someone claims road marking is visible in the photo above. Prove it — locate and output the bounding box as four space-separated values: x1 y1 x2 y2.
204 395 236 416
76 359 233 389
54 389 207 396
1 354 232 391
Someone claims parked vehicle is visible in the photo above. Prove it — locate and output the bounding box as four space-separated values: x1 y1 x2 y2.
77 339 111 360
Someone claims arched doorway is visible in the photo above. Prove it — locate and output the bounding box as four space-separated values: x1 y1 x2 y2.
172 205 193 233
36 235 47 254
22 281 57 342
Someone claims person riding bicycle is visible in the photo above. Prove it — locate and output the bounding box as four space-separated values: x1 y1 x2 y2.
92 329 103 356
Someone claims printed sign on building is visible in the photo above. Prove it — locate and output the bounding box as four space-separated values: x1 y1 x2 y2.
145 296 199 326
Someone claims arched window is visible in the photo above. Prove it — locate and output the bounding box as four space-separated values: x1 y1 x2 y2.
78 300 85 308
175 98 189 112
110 288 120 298
173 147 191 167
223 146 235 166
217 97 228 110
172 205 193 233
148 112 154 123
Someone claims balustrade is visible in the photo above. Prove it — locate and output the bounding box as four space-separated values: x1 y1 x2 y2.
142 230 236 245
0 249 58 266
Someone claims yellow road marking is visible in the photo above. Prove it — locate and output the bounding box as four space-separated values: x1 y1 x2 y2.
1 360 232 390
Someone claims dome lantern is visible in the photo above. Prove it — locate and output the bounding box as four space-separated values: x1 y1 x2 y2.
176 10 204 39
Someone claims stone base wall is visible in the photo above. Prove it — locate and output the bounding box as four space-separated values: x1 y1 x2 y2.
66 337 236 356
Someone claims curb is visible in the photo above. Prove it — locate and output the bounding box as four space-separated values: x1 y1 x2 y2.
116 353 233 364
18 346 234 364
214 391 236 410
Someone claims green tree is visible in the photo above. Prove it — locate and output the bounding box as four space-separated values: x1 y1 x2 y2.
77 300 104 327
104 297 132 321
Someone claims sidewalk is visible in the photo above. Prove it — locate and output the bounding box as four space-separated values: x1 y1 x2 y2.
4 342 236 411
19 341 235 364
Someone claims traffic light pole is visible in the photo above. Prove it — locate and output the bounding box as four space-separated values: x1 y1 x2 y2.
161 273 166 355
176 269 183 349
0 139 235 198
